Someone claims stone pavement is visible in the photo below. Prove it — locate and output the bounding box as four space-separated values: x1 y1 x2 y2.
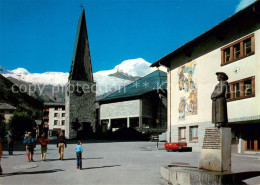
0 141 259 185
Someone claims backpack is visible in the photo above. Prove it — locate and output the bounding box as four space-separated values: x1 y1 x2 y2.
24 137 34 146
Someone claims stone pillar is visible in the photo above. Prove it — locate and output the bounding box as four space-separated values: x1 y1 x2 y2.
238 138 245 154
127 117 130 128
139 116 143 128
108 119 111 129
139 99 142 128
199 127 231 172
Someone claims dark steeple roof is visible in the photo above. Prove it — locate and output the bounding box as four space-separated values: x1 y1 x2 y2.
69 9 94 82
99 70 167 104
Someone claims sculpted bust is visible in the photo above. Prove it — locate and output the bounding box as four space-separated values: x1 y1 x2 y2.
211 72 228 128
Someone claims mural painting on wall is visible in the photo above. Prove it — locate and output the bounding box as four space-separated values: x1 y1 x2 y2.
178 60 197 120
178 97 186 120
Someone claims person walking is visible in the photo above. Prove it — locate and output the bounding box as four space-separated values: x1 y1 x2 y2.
5 131 13 155
23 132 35 162
0 138 3 175
75 140 83 170
57 132 67 160
38 133 50 161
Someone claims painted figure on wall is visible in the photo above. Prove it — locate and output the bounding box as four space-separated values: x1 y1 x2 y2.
211 72 228 128
178 66 185 90
178 60 198 119
178 97 186 120
186 89 197 115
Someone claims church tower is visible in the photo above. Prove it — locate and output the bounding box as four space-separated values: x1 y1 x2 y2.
65 9 96 139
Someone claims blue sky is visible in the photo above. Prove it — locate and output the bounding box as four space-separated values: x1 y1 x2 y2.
0 0 254 73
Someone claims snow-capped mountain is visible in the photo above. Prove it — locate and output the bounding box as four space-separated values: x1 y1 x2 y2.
11 68 30 75
114 58 155 77
1 58 156 99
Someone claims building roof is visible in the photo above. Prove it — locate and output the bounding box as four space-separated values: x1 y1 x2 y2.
0 102 16 110
151 1 260 67
98 70 167 103
68 9 94 82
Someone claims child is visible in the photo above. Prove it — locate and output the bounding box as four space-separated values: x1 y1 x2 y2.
75 140 83 170
38 133 50 161
23 132 35 162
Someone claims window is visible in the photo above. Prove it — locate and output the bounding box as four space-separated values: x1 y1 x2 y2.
244 38 252 55
221 34 254 66
54 107 59 110
54 120 58 125
54 113 58 117
62 113 65 117
190 126 198 141
233 83 240 98
179 127 186 141
227 76 255 102
61 120 65 126
224 48 230 62
233 43 241 59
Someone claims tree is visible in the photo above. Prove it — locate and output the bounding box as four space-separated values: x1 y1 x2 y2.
71 118 81 138
7 111 34 140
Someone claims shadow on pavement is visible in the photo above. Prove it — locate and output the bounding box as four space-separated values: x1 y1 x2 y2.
0 169 64 177
44 158 96 161
85 157 104 160
234 171 260 182
9 153 26 156
82 165 121 170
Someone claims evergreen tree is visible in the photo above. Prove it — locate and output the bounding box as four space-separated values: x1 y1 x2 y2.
7 111 34 140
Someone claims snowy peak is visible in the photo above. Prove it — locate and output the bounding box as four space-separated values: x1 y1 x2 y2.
11 68 30 75
114 58 155 77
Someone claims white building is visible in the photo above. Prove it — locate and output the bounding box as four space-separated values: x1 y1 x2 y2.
44 102 66 138
151 1 260 153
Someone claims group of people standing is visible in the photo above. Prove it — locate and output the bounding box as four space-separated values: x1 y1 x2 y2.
23 132 66 162
0 131 84 174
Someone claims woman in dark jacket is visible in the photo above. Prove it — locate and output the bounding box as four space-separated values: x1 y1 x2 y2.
57 132 67 160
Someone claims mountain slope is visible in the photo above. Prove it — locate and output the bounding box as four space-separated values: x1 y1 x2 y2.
1 58 157 102
0 74 43 114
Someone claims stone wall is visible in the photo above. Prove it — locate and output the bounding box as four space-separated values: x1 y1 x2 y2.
65 80 96 139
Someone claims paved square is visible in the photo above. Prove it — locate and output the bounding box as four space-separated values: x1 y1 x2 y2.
1 141 260 185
